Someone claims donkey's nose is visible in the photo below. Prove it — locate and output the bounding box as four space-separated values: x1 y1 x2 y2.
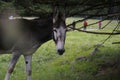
57 49 65 55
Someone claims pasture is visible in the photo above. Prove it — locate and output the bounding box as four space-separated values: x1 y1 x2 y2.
0 18 120 80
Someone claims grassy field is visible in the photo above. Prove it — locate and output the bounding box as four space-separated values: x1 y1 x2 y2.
0 18 120 80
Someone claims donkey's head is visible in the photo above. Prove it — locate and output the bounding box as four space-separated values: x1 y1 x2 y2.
53 7 66 55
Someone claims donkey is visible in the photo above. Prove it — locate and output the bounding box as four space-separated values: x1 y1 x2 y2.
0 8 67 80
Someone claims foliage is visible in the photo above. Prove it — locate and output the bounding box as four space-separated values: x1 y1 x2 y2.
0 0 120 17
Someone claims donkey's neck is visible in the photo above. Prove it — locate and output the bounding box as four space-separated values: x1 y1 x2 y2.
24 17 53 44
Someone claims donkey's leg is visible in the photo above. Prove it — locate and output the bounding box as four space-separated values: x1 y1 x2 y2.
24 55 32 80
4 52 21 80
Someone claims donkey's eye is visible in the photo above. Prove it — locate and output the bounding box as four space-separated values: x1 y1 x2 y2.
53 29 57 33
65 29 67 32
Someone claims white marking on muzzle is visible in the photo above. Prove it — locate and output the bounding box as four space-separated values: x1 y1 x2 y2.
56 40 64 50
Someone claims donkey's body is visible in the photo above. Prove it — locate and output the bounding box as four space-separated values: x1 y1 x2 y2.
0 18 53 54
0 18 54 80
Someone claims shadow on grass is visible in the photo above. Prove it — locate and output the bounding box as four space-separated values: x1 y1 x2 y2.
83 46 120 80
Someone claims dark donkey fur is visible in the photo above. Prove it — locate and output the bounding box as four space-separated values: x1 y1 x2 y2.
0 8 66 80
0 17 53 51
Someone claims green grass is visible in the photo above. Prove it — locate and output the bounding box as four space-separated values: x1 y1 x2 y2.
0 18 120 80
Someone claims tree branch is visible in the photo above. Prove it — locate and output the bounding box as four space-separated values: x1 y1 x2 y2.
67 26 120 35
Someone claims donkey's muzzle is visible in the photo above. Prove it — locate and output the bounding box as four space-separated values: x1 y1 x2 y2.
57 49 65 55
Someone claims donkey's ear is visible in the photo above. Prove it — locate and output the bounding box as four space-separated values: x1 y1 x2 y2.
53 17 56 24
62 11 66 21
53 6 59 23
53 6 58 14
